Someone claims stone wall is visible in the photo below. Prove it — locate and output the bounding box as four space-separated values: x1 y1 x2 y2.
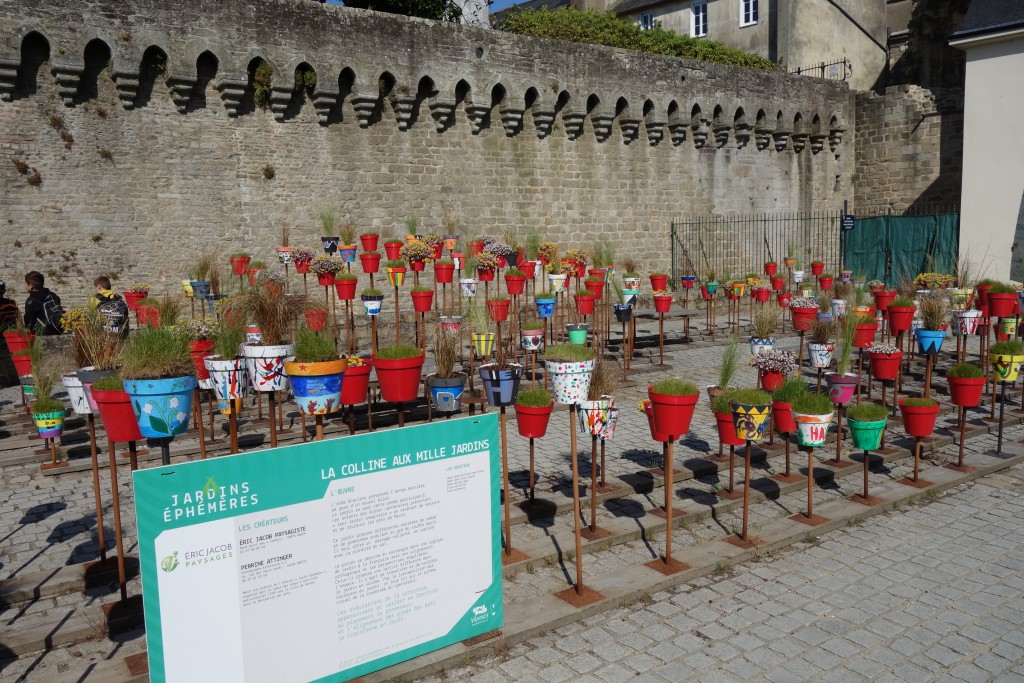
0 0 854 308
853 84 963 215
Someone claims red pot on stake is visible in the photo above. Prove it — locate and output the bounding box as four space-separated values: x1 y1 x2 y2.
124 291 146 312
854 322 878 348
888 306 916 335
409 260 426 272
715 411 745 447
340 363 372 405
383 242 403 260
434 262 455 284
410 290 434 313
574 294 596 316
360 252 381 274
764 262 778 276
948 375 985 407
899 399 940 438
92 389 143 442
515 401 554 438
304 308 327 331
653 295 672 313
190 339 215 381
649 274 668 291
760 370 784 391
642 401 669 443
647 387 699 436
230 255 250 276
317 272 336 287
790 306 817 331
486 298 511 322
987 292 1016 318
873 290 896 312
810 262 825 276
3 331 34 354
334 278 357 300
868 350 903 381
585 279 604 297
771 276 784 292
505 275 527 295
772 401 796 433
359 234 379 252
372 352 425 403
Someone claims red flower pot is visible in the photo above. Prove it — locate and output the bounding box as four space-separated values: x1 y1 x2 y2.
124 291 146 312
515 401 554 438
791 306 817 331
136 306 150 326
771 276 784 291
230 255 250 276
754 289 771 303
334 278 357 300
854 322 878 348
700 285 711 300
899 399 940 438
764 262 778 276
819 276 834 291
772 401 796 433
486 299 511 322
317 272 336 287
92 389 143 442
868 350 903 381
976 284 993 307
574 295 596 315
520 261 537 279
434 263 455 284
11 352 32 378
294 258 311 275
3 331 34 354
359 234 379 252
190 339 214 381
810 262 825 276
777 292 792 307
888 306 916 335
948 375 985 408
715 411 745 447
873 290 896 312
431 243 444 260
505 275 527 296
650 274 668 291
496 255 507 269
411 290 434 313
643 402 670 443
372 352 425 403
304 308 327 331
987 292 1016 318
340 363 372 405
585 280 605 297
477 268 495 282
410 260 426 272
383 242 403 260
360 253 381 274
648 388 699 437
653 295 672 313
469 241 484 255
145 307 161 328
760 369 784 391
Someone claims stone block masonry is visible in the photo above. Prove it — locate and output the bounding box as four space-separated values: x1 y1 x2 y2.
0 0 854 306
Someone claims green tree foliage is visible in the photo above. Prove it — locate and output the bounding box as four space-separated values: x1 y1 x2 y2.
344 0 464 22
500 8 776 70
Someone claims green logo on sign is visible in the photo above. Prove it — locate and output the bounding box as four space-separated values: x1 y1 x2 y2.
203 476 220 499
160 551 179 572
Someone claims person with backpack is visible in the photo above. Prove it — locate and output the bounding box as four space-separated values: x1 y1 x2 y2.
23 271 64 335
88 274 130 337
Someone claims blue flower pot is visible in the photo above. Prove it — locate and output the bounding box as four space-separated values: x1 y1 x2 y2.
536 298 556 319
124 376 198 438
479 364 522 407
427 375 467 412
284 359 346 415
190 280 211 300
339 247 357 263
916 329 945 354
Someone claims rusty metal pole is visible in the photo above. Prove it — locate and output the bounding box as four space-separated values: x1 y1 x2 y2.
108 440 127 602
87 414 107 563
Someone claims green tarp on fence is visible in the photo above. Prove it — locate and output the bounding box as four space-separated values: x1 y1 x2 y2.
844 214 959 285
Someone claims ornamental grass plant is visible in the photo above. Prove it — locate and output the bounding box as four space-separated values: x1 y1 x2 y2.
516 386 552 407
846 403 889 422
544 342 596 363
728 387 771 406
990 340 1024 356
214 320 246 359
751 308 779 339
902 397 939 407
771 378 808 403
432 327 461 379
375 343 422 360
716 336 739 390
947 363 984 379
118 326 193 380
292 328 339 363
650 379 699 396
918 294 950 331
792 391 834 415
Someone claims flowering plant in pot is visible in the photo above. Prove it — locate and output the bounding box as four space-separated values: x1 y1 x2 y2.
899 397 940 438
400 240 432 271
564 248 588 278
124 283 149 311
751 283 772 302
284 327 346 415
361 287 384 316
427 327 466 412
808 319 836 369
648 378 699 436
309 255 343 286
867 342 902 382
846 402 888 451
374 343 425 403
750 308 779 355
792 391 834 447
947 363 985 407
504 267 527 295
119 325 197 438
536 241 558 266
789 296 818 331
990 339 1024 383
385 259 408 287
515 386 554 438
319 207 340 254
825 316 858 404
914 272 957 291
707 335 739 403
750 348 797 392
544 342 595 404
421 233 444 259
729 387 772 441
484 240 514 268
292 246 317 274
475 252 499 281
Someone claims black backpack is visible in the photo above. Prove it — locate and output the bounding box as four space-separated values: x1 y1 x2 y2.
40 293 65 335
96 293 130 337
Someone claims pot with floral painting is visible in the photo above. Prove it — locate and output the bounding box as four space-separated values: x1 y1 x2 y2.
283 329 347 416
119 327 197 438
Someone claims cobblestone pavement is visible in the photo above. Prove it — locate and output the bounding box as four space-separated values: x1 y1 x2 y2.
417 465 1024 683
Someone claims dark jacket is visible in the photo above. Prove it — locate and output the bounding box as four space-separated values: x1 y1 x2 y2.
24 288 62 335
0 297 18 331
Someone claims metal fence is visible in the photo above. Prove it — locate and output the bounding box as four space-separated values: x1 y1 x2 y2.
670 211 843 286
787 58 852 81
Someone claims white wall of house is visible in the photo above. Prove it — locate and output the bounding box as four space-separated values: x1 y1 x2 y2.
954 31 1024 280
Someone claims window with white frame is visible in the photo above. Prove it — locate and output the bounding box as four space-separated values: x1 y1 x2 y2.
691 1 707 37
639 12 655 30
740 0 758 26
